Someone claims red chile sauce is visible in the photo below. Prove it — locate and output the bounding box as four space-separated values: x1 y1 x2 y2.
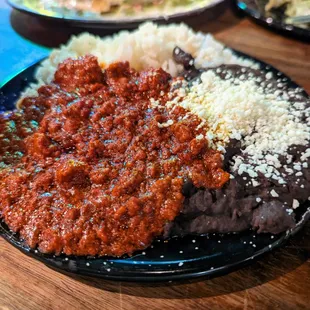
0 55 229 256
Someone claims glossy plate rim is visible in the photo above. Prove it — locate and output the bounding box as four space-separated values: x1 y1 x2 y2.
7 0 226 28
235 0 310 41
0 50 310 282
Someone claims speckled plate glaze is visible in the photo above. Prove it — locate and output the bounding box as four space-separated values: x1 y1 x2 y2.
0 52 310 282
7 0 226 30
235 0 310 41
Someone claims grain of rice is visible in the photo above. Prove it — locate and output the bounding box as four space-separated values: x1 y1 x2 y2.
21 22 258 99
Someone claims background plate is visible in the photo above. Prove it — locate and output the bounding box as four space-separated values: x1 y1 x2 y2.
235 0 310 41
7 0 226 29
0 52 310 282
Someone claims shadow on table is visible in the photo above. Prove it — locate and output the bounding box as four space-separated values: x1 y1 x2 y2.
70 223 309 299
9 1 241 48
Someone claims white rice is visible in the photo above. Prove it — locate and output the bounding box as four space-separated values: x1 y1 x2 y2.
22 22 258 98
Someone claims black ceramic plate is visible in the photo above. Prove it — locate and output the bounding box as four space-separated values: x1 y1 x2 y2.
7 0 226 29
0 53 310 282
235 0 310 41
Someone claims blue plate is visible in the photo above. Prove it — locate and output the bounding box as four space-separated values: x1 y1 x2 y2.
0 52 309 282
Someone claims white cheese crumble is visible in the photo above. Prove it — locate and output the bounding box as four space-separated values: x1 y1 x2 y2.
270 189 279 198
292 199 300 209
157 120 174 128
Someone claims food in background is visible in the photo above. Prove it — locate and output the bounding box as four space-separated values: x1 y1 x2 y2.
34 0 212 18
265 0 310 28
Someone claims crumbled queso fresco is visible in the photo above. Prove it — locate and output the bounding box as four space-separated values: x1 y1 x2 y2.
152 64 310 215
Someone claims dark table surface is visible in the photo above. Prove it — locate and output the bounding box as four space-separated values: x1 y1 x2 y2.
0 1 310 310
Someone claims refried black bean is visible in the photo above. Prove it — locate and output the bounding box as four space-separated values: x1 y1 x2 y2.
164 49 310 238
173 47 196 69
